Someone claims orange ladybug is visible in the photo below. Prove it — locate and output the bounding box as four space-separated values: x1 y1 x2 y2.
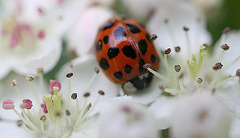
95 17 159 92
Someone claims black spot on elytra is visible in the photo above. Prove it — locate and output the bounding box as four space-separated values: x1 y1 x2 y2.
151 55 156 63
122 45 137 59
146 33 151 42
103 35 109 44
100 21 115 31
129 73 153 90
100 58 109 70
114 27 126 41
139 59 146 74
107 47 119 59
124 64 132 74
96 40 102 51
138 39 148 55
126 24 141 34
114 71 123 80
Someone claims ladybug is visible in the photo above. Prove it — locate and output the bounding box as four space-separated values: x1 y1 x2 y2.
95 17 159 93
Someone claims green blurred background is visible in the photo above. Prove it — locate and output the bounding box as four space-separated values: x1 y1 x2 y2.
207 0 240 42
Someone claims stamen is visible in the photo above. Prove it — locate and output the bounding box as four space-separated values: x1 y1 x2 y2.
175 46 181 52
213 62 223 70
71 93 78 100
164 48 171 55
66 72 73 98
220 44 230 51
150 34 158 42
26 75 40 105
37 68 45 91
174 65 181 72
11 80 24 99
222 27 230 34
95 67 100 74
197 77 203 88
81 67 99 95
183 26 191 58
143 64 169 82
66 110 71 116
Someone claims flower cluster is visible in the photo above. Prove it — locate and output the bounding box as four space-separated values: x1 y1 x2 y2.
1 0 240 138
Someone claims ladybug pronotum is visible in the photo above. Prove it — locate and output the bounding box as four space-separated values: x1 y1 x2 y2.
95 17 159 93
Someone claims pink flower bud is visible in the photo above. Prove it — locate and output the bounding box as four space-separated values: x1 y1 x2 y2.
49 81 61 94
22 99 33 109
2 99 15 110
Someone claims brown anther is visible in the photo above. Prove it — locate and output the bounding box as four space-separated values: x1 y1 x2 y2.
174 65 181 72
220 44 230 51
159 85 165 91
236 69 240 77
84 92 90 98
164 48 171 55
175 46 181 52
66 73 73 78
11 80 17 87
55 111 62 117
17 120 23 127
71 93 77 100
66 110 71 116
164 19 169 24
122 105 131 113
26 75 35 81
183 26 189 31
197 78 203 83
213 62 223 70
143 63 151 69
98 90 105 96
223 27 230 34
95 67 100 74
179 72 184 79
40 115 46 122
150 34 158 42
37 68 44 74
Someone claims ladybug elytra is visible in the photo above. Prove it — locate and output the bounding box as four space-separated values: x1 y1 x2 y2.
95 17 159 93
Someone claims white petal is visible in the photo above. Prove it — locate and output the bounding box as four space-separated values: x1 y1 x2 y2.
147 2 211 59
0 122 32 138
99 100 159 138
215 80 240 137
170 93 232 138
10 36 62 76
149 95 177 129
57 54 120 102
66 6 114 56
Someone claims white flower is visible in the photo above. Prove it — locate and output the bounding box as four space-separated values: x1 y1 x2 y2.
170 93 232 138
99 98 159 138
65 6 114 57
143 2 240 137
0 0 62 79
0 60 119 137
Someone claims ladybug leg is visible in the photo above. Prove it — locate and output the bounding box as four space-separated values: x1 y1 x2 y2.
122 72 153 93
